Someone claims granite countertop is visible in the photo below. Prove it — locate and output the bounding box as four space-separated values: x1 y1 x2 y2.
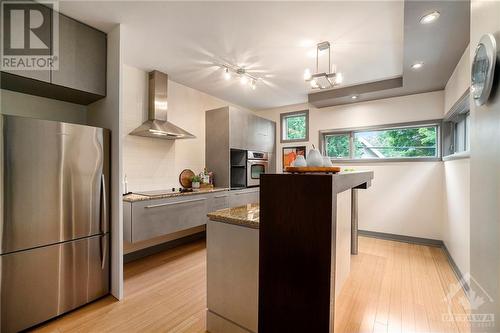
207 204 260 229
123 188 228 203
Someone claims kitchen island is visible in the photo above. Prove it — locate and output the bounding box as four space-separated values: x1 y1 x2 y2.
206 171 374 333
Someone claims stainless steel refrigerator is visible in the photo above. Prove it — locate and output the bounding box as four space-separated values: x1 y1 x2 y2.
0 115 110 333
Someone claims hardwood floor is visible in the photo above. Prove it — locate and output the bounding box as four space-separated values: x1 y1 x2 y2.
33 236 469 333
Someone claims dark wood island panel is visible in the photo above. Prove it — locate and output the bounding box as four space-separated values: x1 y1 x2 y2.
258 172 373 333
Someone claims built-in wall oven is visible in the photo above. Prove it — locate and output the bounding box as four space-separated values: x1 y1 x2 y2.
247 150 269 187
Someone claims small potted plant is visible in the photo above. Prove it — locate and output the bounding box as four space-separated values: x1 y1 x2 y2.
191 175 201 189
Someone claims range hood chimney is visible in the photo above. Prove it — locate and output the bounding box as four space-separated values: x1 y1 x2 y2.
129 70 195 139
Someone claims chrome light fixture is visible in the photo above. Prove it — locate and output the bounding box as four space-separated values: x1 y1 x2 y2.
304 41 343 90
219 63 261 89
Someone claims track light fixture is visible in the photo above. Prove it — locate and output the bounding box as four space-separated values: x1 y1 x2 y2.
219 63 261 90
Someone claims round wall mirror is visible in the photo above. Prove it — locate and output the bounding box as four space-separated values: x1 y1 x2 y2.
471 34 497 106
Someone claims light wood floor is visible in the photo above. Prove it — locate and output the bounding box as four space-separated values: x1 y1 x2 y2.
33 236 469 333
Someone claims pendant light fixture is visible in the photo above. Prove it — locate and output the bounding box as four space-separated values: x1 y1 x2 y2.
304 41 343 90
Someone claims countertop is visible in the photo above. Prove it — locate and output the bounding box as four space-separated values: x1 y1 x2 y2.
207 171 374 229
123 188 228 203
207 204 260 229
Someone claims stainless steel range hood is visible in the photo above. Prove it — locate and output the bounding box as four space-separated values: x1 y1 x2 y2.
130 70 195 139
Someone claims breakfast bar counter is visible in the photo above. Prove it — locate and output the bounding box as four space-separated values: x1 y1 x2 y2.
206 171 374 333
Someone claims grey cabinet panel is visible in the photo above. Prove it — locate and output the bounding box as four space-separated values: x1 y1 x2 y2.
206 108 230 188
131 196 209 243
229 107 249 150
229 189 259 208
209 193 230 213
207 221 259 332
123 202 132 243
51 14 106 96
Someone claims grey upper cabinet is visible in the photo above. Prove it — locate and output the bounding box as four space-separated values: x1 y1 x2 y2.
1 9 106 105
228 106 275 152
51 14 106 96
1 1 51 83
229 107 249 150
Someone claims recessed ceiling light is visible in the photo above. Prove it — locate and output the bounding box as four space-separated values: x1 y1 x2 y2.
411 62 424 70
420 11 440 24
351 95 359 100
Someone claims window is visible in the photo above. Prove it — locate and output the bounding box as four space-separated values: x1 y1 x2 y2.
321 121 440 161
324 133 350 158
442 91 470 158
281 110 309 142
453 113 470 154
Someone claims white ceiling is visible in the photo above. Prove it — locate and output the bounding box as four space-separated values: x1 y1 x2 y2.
59 1 404 110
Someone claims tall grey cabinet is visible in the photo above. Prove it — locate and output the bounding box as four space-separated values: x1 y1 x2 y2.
206 106 276 188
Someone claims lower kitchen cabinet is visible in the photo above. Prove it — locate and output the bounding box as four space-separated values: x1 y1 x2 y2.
123 189 259 243
229 188 259 208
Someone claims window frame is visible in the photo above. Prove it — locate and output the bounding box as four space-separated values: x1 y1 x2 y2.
319 119 442 163
442 90 471 161
280 110 309 143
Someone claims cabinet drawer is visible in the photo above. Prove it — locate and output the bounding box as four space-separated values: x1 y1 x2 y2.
229 190 259 208
132 196 208 242
210 193 230 212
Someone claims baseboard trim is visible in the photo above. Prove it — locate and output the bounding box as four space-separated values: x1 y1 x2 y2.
359 229 469 292
123 231 206 264
441 244 470 292
358 230 443 247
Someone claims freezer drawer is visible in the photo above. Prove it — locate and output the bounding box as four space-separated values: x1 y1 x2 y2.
1 115 110 254
0 234 110 333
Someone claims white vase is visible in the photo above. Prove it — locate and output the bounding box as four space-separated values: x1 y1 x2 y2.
306 148 323 167
192 181 200 189
293 155 307 167
323 157 333 167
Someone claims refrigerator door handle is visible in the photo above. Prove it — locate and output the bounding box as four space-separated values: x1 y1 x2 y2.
101 173 107 234
100 234 107 269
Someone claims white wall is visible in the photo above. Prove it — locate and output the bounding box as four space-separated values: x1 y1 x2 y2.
443 159 470 276
123 64 247 192
256 91 445 240
442 43 470 278
469 0 500 329
88 25 124 300
0 89 87 124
